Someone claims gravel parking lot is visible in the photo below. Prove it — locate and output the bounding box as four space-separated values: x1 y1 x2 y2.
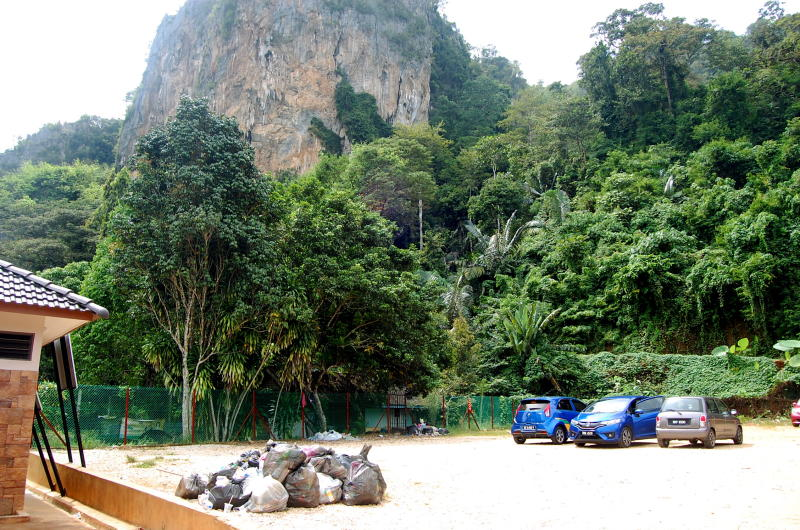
69 423 800 529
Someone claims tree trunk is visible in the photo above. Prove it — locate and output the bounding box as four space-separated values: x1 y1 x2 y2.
418 199 424 251
658 45 673 114
312 391 327 432
548 374 563 394
181 361 191 439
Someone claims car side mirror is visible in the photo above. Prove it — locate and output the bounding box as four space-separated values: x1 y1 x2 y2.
730 409 737 415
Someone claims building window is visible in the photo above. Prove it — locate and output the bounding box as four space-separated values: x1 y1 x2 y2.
0 331 34 361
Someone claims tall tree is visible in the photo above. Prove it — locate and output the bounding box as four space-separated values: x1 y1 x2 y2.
109 97 279 438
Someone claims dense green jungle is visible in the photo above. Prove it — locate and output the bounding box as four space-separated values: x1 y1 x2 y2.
2 2 800 413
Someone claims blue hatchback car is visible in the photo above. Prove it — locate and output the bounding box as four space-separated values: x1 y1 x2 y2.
568 395 664 448
511 396 587 445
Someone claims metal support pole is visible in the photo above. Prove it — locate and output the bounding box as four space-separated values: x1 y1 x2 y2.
35 409 65 496
32 425 55 492
123 387 130 445
441 394 447 428
52 350 73 463
491 397 495 429
67 385 86 467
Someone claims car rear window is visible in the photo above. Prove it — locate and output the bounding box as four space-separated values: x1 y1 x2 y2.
522 400 550 411
662 397 703 412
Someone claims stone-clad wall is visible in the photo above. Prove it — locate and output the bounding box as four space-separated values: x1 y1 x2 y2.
0 370 38 516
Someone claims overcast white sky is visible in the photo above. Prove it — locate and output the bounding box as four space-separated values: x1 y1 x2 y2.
1 0 798 152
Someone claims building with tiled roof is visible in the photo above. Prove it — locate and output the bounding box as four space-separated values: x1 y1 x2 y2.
0 259 108 520
0 259 108 321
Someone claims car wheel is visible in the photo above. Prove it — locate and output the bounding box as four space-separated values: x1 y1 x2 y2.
793 423 799 428
575 442 586 447
658 438 669 448
702 429 716 449
513 436 526 445
733 426 743 445
551 425 567 445
617 426 633 448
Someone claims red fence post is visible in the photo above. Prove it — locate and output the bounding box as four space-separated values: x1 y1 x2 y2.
386 394 391 433
301 392 306 439
123 387 130 445
191 391 197 444
345 392 350 433
441 394 447 428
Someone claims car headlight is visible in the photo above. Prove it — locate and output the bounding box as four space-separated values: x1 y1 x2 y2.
604 418 621 426
570 419 578 426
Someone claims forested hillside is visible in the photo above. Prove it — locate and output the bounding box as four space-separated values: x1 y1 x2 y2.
2 1 800 400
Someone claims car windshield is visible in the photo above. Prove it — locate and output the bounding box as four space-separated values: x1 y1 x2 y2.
662 397 703 412
583 398 630 413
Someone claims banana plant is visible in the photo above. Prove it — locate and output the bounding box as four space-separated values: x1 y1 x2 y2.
773 340 800 368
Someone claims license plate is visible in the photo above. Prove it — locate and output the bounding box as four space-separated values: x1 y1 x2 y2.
522 426 535 431
669 419 689 425
580 431 595 437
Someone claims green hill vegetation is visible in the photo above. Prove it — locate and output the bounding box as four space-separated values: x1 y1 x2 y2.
3 2 800 410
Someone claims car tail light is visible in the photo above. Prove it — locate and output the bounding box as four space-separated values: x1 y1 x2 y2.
700 415 706 422
656 416 660 423
544 404 551 417
516 403 523 414
700 414 706 427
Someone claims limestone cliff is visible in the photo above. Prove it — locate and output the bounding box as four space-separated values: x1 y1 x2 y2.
118 0 434 173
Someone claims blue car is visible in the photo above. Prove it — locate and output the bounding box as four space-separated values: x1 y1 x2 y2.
511 396 587 445
568 395 664 448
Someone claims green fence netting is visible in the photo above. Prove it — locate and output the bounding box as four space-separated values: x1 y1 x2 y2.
36 384 524 448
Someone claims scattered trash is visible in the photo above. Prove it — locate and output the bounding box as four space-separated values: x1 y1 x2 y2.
175 473 208 499
308 430 358 441
407 420 449 436
178 440 385 514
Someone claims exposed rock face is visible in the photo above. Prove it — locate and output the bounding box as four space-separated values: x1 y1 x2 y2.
118 0 434 173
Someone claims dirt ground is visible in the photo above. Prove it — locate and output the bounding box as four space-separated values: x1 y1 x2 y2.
57 423 800 529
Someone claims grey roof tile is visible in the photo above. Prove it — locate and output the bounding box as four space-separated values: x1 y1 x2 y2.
0 260 109 319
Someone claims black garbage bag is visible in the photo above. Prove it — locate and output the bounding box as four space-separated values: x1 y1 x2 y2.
342 451 386 506
174 473 208 499
309 455 348 481
406 425 420 435
284 464 320 508
207 481 251 510
262 446 307 483
438 427 449 435
238 449 261 468
208 466 240 486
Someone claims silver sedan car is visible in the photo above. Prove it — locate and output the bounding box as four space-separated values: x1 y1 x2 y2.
656 396 743 448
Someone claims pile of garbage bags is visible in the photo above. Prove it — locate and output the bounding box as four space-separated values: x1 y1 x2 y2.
175 442 386 513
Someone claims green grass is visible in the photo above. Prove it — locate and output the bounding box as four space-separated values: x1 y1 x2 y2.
131 456 163 468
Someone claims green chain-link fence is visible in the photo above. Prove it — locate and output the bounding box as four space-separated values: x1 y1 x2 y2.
36 384 526 448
